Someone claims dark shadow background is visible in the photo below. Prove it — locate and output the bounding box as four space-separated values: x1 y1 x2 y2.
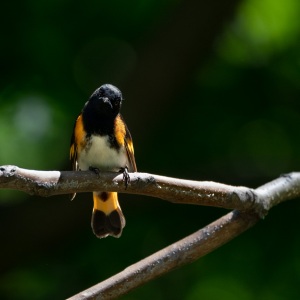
1 0 300 299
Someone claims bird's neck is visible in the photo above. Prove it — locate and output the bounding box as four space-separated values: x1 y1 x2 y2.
82 106 118 136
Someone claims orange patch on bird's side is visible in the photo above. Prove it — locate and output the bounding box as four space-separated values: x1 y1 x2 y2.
75 114 86 150
114 115 126 146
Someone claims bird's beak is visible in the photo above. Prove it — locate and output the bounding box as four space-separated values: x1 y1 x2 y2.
103 98 113 109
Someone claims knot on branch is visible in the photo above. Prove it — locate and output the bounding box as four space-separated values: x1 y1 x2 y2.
231 187 268 218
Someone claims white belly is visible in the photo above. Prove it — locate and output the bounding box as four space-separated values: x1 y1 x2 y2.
78 135 127 171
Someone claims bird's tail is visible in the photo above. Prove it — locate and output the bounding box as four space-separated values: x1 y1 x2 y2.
91 191 125 238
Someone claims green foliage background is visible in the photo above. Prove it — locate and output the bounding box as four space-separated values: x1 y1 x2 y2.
1 0 300 299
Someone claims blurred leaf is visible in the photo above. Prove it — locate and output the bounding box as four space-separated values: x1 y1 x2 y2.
219 0 300 64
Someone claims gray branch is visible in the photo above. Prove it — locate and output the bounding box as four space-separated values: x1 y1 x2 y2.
1 165 300 299
67 210 260 300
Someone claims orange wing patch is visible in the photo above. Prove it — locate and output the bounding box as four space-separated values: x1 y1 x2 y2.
70 114 86 171
70 143 75 160
124 126 137 172
114 114 126 147
125 137 134 155
114 114 137 172
74 114 86 151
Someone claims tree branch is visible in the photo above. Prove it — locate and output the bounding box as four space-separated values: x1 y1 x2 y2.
1 165 300 216
67 210 259 300
66 172 300 300
1 165 300 299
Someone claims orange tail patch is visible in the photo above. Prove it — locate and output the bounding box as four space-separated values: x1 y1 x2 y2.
91 192 125 238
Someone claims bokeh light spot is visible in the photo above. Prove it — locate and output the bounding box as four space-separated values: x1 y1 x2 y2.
13 96 52 141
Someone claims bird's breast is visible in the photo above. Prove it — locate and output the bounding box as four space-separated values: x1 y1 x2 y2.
77 134 127 171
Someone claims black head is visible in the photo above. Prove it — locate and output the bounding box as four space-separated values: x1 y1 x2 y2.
87 84 123 117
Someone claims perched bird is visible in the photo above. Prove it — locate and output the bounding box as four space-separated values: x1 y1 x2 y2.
70 84 137 238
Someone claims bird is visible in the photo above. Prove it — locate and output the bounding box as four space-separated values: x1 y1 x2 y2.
70 84 137 238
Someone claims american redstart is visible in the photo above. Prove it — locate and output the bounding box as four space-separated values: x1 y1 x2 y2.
70 84 137 238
